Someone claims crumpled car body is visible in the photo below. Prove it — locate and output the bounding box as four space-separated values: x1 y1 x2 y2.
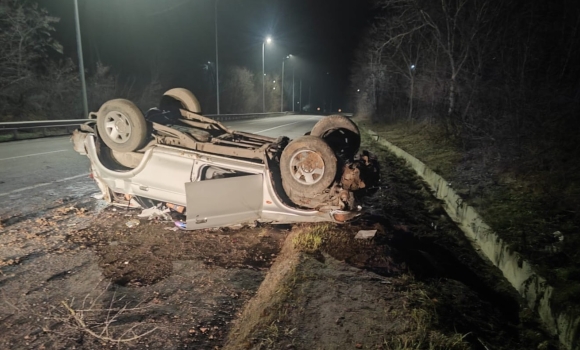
71 88 379 230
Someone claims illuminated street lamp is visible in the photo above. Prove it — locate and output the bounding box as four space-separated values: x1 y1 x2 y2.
262 36 272 112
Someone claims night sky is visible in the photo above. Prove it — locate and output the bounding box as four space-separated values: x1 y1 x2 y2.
38 0 374 113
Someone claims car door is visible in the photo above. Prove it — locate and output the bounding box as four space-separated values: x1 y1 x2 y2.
131 147 195 206
185 174 263 229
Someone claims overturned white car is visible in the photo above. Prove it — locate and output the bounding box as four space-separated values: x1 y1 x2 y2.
72 88 379 229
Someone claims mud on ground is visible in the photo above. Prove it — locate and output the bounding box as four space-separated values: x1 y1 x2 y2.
0 133 561 349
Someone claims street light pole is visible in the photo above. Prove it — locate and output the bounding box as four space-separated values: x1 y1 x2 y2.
299 79 302 111
262 42 265 112
215 0 220 114
73 0 88 118
281 59 284 112
281 55 291 112
262 37 271 113
292 68 295 112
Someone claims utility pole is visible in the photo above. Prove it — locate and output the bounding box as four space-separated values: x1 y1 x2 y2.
281 59 285 112
299 79 302 112
292 68 295 112
215 0 220 114
73 0 88 118
308 85 311 111
262 43 265 112
262 37 272 112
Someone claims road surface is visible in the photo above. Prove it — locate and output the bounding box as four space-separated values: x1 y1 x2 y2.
0 114 323 218
223 114 321 139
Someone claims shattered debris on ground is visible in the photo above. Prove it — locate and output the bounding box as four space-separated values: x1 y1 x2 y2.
354 229 377 239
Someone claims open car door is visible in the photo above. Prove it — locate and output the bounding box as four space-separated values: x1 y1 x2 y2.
185 174 263 229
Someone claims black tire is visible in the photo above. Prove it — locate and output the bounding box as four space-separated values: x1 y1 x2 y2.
161 88 201 113
280 135 337 202
310 115 360 158
96 99 148 153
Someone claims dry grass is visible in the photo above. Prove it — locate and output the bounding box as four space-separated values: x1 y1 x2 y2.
384 307 470 350
291 223 331 252
357 119 462 178
382 287 471 350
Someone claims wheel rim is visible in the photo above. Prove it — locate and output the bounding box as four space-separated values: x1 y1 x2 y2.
289 150 325 185
104 111 132 143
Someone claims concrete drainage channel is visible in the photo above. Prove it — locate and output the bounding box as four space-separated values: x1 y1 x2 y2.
363 128 579 350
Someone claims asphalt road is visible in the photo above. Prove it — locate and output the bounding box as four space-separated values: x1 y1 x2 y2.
224 114 322 139
0 114 323 218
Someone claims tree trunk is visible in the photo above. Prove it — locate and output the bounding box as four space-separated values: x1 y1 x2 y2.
408 74 415 120
448 78 456 117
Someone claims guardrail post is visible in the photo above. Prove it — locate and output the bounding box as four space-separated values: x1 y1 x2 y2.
12 129 18 140
42 127 47 137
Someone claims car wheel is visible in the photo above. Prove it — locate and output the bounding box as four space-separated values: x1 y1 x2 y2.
96 99 148 152
161 88 201 113
281 135 337 202
310 115 360 158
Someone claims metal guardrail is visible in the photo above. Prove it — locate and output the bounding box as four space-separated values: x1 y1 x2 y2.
0 120 86 141
0 119 91 130
0 112 289 141
206 112 286 122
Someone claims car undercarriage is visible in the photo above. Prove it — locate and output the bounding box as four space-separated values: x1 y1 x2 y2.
72 88 379 229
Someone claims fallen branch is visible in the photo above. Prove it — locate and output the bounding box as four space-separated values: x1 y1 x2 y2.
62 300 159 343
2 291 20 312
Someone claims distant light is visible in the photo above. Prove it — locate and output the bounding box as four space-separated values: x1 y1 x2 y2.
264 73 266 76
410 64 416 69
287 54 292 58
208 61 211 64
297 101 300 104
273 87 276 90
338 108 342 112
357 89 360 92
317 107 321 111
273 80 276 83
266 36 272 44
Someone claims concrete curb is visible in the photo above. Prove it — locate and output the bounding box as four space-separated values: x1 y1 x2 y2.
364 129 579 350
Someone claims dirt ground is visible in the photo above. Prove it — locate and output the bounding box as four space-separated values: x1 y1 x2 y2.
0 135 562 349
0 199 285 349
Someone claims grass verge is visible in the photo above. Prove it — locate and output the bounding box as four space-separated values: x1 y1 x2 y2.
357 117 580 316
